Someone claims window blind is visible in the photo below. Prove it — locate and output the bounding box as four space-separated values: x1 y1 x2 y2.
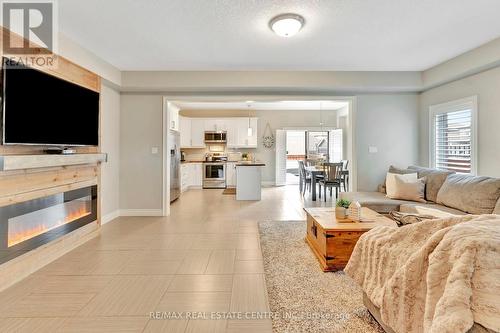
434 109 472 173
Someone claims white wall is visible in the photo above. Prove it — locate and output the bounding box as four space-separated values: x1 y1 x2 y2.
56 34 123 222
419 66 500 178
100 84 121 222
356 94 420 191
58 33 122 86
119 95 164 213
121 71 422 93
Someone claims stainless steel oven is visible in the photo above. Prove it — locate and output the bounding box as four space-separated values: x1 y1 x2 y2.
203 162 226 189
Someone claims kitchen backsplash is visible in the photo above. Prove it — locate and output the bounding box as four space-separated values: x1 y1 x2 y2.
181 147 253 161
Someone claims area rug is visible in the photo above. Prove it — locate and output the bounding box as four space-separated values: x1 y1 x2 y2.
258 220 383 333
222 188 236 195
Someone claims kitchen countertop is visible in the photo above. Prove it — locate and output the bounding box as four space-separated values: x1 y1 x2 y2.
181 160 260 164
181 160 204 164
236 161 266 166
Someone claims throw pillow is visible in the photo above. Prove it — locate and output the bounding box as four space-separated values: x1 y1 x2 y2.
380 166 415 193
436 174 500 214
386 173 426 203
388 165 415 175
407 166 455 202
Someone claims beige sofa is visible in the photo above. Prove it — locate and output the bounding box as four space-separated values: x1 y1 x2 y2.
340 166 500 217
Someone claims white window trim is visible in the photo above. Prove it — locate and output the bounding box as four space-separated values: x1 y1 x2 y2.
429 95 478 175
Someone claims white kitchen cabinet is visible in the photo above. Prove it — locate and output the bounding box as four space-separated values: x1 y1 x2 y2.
180 163 203 192
179 116 191 148
192 163 203 187
180 164 189 192
226 162 237 187
204 119 228 132
190 119 206 148
225 118 238 148
179 117 257 149
236 118 258 148
168 103 180 131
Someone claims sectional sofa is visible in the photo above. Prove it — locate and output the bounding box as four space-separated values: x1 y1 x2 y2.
340 166 500 217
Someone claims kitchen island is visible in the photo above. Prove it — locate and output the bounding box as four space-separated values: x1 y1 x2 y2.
235 162 266 201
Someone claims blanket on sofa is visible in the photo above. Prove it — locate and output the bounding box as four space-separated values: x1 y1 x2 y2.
345 215 500 333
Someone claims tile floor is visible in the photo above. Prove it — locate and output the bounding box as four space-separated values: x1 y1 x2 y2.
0 185 333 332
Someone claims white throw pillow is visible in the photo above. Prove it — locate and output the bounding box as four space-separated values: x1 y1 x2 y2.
386 172 416 197
386 173 426 203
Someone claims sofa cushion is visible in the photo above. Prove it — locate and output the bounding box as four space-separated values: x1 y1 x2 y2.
494 198 500 215
436 174 500 214
399 203 467 218
407 166 455 202
339 191 422 214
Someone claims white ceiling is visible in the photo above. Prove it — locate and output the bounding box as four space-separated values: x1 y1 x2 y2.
59 0 500 71
173 101 349 111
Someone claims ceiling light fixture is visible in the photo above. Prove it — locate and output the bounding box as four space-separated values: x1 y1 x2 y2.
269 14 304 37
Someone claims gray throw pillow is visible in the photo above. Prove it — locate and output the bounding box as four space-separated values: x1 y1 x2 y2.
408 166 455 202
436 174 500 214
389 165 415 175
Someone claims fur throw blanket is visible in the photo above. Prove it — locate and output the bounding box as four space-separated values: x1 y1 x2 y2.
345 214 500 333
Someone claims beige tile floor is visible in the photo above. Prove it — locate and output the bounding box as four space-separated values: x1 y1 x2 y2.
0 185 333 332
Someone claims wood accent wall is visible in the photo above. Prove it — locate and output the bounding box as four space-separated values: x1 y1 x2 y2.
0 27 103 291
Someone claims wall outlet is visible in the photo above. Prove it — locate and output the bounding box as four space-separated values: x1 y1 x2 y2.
151 147 159 154
368 146 378 153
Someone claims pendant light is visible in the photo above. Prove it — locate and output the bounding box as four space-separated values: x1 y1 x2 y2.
247 102 253 137
319 101 324 130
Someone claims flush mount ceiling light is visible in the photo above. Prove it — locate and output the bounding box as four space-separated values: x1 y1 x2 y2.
269 14 305 37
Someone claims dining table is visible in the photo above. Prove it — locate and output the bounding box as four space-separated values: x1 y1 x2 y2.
304 165 325 201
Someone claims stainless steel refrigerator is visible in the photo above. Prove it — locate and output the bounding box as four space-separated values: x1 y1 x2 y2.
169 130 181 202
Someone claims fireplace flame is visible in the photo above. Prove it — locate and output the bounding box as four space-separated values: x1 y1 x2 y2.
8 205 91 247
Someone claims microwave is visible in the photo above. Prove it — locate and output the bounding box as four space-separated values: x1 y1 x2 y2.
204 131 227 144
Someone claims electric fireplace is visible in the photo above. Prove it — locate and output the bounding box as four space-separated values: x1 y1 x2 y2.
0 186 97 264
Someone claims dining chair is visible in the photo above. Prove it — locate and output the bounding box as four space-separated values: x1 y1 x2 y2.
340 160 349 192
318 162 343 201
298 160 311 195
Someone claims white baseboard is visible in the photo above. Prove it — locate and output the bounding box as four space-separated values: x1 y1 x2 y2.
261 181 276 186
119 209 164 217
101 210 120 225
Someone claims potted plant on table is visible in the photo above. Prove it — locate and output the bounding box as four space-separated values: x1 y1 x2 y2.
335 199 351 219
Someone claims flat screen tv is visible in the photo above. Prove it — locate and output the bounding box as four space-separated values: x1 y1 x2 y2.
2 61 99 146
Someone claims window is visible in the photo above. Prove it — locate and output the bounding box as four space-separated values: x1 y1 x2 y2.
430 96 477 174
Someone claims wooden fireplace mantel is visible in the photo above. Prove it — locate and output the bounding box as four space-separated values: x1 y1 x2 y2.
0 153 107 171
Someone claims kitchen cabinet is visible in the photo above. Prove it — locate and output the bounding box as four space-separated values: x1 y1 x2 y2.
190 119 206 148
236 118 258 148
226 162 237 187
180 162 203 192
204 119 228 132
225 119 238 148
179 117 257 149
168 103 180 131
180 164 189 192
191 163 203 187
179 116 191 148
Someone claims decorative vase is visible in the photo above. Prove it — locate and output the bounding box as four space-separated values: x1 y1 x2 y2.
335 206 348 219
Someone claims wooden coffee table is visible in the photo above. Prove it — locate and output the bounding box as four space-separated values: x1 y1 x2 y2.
304 207 397 272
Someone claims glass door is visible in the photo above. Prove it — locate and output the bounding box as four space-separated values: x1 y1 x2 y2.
306 131 329 163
